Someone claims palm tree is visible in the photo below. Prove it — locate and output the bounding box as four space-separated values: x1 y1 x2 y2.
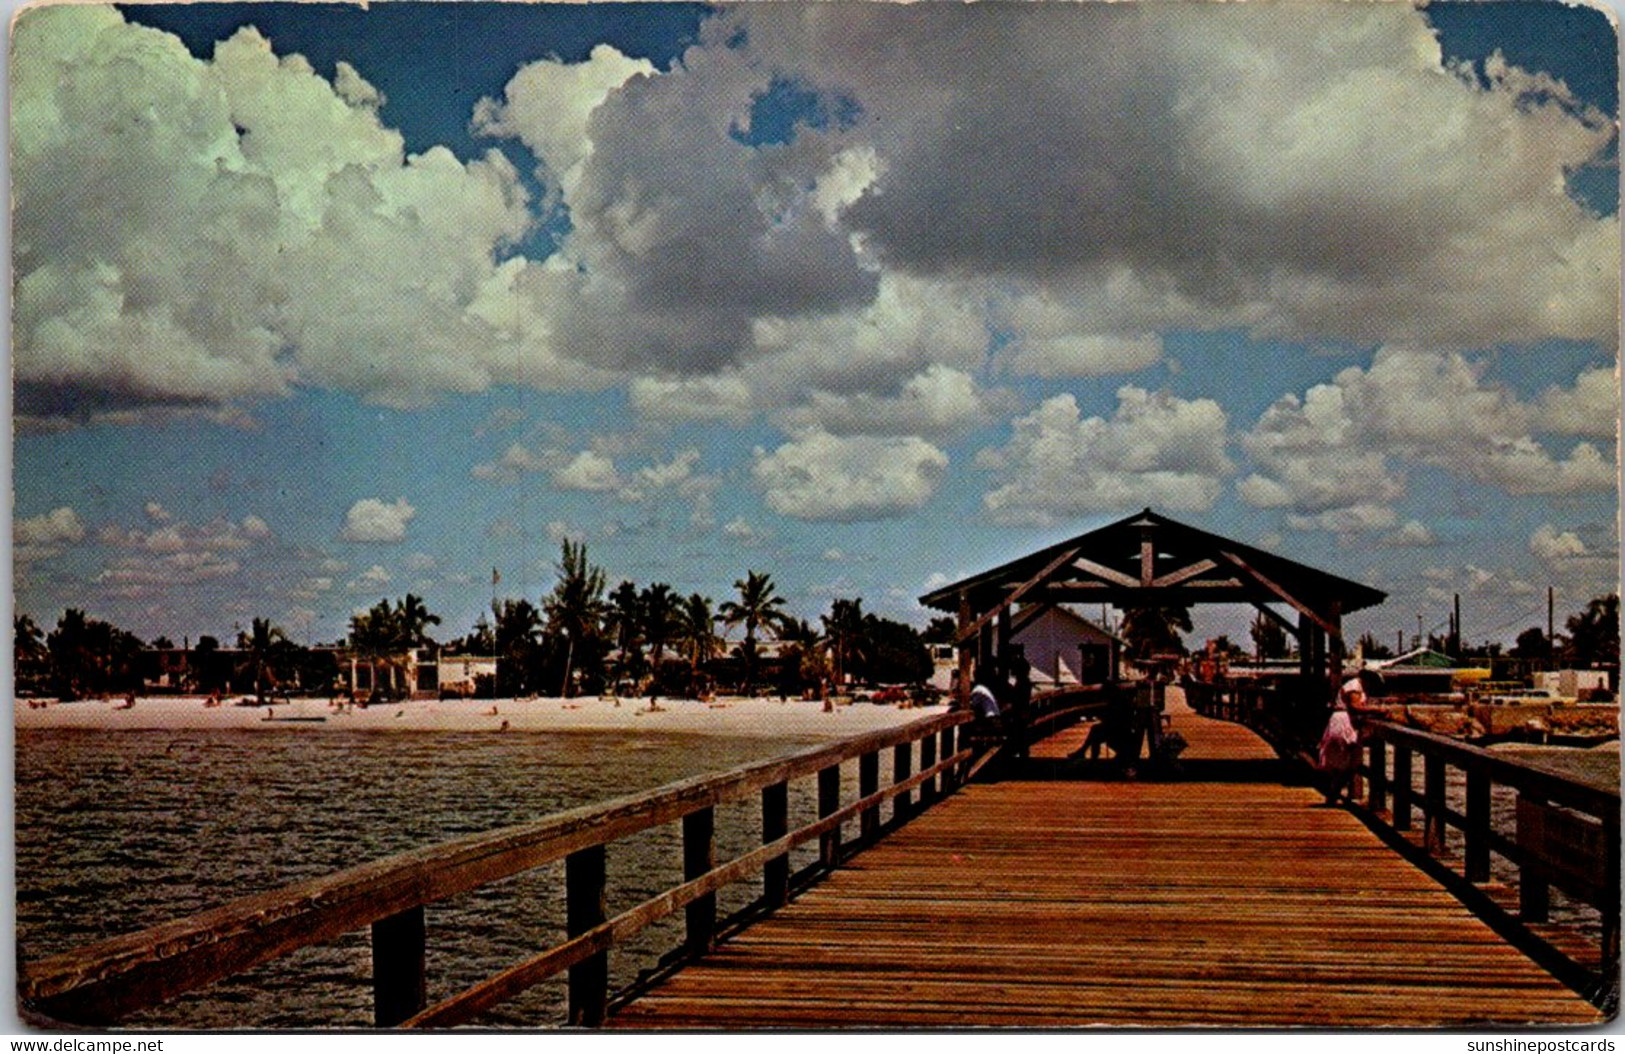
349 601 400 702
718 570 790 696
237 617 289 706
15 613 46 666
678 593 720 696
395 594 442 648
640 583 680 671
1565 594 1620 670
544 539 607 698
605 580 646 689
45 609 142 699
492 598 543 695
46 608 91 700
776 616 820 702
1122 604 1193 659
821 598 867 688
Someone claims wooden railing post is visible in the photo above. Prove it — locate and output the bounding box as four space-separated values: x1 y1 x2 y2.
1392 744 1412 831
565 845 608 1028
762 781 789 909
858 751 880 842
939 727 957 792
1603 816 1621 971
1369 738 1388 815
1519 792 1551 923
919 733 938 805
684 807 716 955
1424 754 1447 853
1465 769 1490 883
893 743 914 821
371 905 426 1028
818 764 842 868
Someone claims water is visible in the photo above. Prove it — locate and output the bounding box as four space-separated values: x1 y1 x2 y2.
15 728 851 1029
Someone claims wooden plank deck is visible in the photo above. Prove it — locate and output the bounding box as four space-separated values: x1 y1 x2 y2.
612 694 1603 1028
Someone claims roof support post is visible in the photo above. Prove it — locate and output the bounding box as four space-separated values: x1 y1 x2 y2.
1327 600 1344 691
955 590 973 710
1298 611 1318 684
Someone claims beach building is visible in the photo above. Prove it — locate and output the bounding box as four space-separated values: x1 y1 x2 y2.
435 654 499 698
137 643 343 697
1532 668 1613 699
1013 605 1124 686
1368 647 1489 696
929 605 1123 691
340 646 448 700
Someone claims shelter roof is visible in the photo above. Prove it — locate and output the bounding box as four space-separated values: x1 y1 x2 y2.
919 508 1386 620
1375 648 1460 669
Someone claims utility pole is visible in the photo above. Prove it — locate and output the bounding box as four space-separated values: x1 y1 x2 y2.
1453 593 1462 660
1547 586 1555 666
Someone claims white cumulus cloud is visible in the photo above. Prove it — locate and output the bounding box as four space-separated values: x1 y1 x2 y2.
754 432 949 522
15 506 87 562
1240 347 1617 531
11 6 595 425
979 388 1233 525
340 498 416 543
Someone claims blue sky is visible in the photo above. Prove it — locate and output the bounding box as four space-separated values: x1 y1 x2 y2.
10 1 1620 650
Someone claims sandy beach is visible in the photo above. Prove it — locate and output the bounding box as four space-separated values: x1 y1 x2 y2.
15 693 945 738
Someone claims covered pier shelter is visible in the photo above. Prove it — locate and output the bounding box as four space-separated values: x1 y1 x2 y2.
919 508 1387 708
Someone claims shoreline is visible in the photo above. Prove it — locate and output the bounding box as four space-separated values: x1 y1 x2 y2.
14 693 945 738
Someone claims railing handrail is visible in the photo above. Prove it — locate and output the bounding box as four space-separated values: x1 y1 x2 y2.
20 710 971 1024
1359 718 1620 822
1353 715 1618 1011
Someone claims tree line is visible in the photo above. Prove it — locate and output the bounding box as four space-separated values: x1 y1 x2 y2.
14 540 935 703
1239 593 1619 671
444 542 933 700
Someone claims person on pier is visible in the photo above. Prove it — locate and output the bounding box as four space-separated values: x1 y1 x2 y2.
1317 671 1371 804
1003 648 1033 761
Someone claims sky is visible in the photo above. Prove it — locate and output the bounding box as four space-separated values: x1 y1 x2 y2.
8 0 1622 652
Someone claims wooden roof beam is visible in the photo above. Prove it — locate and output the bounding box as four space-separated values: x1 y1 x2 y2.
1221 550 1339 637
956 545 1085 645
1151 558 1218 589
1250 602 1300 641
1072 557 1139 589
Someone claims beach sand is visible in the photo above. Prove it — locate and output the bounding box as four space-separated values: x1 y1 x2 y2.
15 693 944 738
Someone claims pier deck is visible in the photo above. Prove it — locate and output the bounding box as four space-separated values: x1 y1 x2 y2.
612 697 1603 1028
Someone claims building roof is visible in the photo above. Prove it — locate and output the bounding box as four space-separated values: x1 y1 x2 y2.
1015 603 1126 645
1374 648 1459 670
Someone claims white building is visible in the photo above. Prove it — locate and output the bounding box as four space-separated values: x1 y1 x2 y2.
930 606 1124 690
1013 605 1124 686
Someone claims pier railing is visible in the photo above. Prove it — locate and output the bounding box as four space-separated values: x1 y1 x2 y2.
1353 719 1619 1011
1182 677 1312 754
19 710 976 1029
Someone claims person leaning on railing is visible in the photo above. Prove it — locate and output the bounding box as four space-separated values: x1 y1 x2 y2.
1318 667 1377 804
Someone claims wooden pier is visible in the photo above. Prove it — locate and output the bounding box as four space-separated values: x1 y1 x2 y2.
18 691 1616 1030
611 696 1604 1028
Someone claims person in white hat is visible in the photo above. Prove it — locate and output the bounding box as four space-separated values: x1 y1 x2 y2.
1318 694 1361 804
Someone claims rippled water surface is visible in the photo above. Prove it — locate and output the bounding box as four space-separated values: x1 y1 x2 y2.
16 728 839 1029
